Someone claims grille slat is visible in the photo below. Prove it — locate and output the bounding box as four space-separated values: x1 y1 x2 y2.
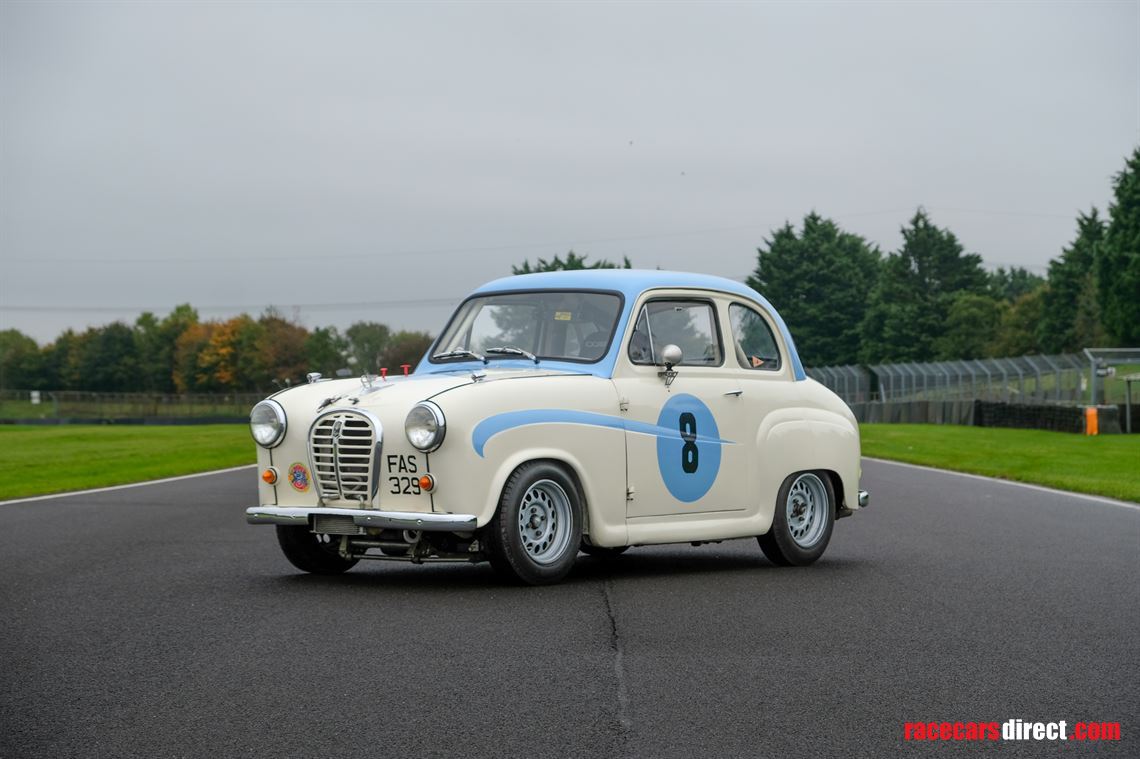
308 411 379 504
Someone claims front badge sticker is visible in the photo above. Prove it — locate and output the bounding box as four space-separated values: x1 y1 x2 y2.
288 462 311 492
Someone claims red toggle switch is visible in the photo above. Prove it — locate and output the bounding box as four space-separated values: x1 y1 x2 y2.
401 364 411 376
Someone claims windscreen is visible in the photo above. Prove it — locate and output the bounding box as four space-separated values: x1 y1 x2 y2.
433 291 622 363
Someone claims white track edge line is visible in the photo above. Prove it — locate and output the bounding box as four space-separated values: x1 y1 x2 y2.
863 456 1140 511
0 464 257 506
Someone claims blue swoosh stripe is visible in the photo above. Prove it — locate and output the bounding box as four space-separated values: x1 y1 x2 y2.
471 409 733 457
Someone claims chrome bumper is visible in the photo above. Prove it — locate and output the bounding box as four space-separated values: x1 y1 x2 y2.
858 490 870 508
245 506 478 531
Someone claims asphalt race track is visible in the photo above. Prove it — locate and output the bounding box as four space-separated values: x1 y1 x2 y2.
1 460 1137 758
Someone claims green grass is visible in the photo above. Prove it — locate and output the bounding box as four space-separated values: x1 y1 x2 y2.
3 422 1135 504
0 425 254 501
861 424 1140 502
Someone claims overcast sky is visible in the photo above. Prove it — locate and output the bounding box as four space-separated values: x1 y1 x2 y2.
1 1 1137 344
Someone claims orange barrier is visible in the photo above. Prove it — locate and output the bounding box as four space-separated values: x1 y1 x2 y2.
1084 406 1099 436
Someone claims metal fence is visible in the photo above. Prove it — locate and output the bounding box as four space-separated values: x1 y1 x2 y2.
0 390 263 421
806 350 1140 406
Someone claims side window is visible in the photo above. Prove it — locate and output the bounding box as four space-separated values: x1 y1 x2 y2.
729 303 782 371
628 300 723 366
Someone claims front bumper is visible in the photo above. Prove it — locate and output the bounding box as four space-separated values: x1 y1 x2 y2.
245 506 478 532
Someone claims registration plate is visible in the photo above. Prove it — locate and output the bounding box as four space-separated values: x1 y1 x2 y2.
386 454 423 495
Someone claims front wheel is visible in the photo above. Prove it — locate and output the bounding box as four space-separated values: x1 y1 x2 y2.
757 471 835 566
276 525 359 575
483 461 583 585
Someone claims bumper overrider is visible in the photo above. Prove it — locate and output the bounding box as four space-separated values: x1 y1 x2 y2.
246 506 478 531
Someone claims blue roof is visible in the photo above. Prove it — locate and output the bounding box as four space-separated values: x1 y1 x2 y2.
421 269 805 380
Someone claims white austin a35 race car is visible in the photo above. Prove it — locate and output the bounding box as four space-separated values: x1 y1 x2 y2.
246 270 868 584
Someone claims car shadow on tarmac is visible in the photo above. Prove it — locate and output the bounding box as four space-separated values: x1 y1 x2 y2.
252 545 870 594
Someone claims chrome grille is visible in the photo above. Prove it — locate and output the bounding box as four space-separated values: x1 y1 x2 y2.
308 410 380 503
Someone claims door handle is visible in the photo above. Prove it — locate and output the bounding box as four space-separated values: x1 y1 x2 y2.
724 389 743 397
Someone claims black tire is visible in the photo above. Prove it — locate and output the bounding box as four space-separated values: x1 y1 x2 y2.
483 461 583 585
580 542 629 559
276 525 359 575
757 470 835 567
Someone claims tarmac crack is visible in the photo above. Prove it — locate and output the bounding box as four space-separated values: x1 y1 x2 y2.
601 578 633 747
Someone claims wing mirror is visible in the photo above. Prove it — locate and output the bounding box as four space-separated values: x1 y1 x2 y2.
658 344 682 388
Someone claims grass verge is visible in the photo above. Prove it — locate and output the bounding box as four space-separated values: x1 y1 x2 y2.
0 425 253 501
860 424 1140 503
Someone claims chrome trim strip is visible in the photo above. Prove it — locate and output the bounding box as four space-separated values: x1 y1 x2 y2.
245 506 477 531
858 490 870 508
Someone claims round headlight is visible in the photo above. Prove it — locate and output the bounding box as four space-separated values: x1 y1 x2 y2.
405 401 445 452
250 400 287 448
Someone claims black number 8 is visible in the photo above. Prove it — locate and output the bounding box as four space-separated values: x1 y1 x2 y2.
679 412 699 474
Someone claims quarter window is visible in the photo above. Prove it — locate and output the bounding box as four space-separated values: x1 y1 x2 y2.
628 300 723 366
729 303 781 371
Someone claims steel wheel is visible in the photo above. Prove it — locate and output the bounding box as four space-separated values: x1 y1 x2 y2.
785 472 828 549
517 479 573 565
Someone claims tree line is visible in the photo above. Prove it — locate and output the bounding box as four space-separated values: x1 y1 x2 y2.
1 148 1137 392
0 309 433 394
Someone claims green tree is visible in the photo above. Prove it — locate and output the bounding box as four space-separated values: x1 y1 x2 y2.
305 326 349 376
986 266 1045 302
345 322 390 374
748 213 881 365
40 330 81 390
513 251 632 275
989 289 1045 356
0 329 42 390
382 330 435 373
1038 209 1106 352
860 209 987 363
135 304 198 393
1097 147 1140 344
934 293 1004 360
74 323 140 392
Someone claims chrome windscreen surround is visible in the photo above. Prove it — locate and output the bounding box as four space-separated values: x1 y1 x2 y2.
307 408 383 504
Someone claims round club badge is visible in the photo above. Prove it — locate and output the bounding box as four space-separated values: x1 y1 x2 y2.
288 462 311 492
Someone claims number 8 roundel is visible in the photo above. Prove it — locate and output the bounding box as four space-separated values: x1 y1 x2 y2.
655 394 722 503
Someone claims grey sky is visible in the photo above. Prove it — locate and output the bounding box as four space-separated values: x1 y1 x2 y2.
1 0 1137 344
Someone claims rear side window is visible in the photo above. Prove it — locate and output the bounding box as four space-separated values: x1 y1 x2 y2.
729 303 782 371
628 300 723 366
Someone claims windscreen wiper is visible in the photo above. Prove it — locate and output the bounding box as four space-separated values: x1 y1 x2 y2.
431 349 487 364
486 346 539 364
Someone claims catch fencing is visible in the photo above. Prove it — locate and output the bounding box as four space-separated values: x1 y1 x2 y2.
805 351 1140 407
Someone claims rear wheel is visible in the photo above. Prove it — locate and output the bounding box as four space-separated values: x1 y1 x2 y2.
484 461 583 585
276 525 359 575
757 471 835 566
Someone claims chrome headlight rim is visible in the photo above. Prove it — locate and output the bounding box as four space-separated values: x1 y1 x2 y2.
250 399 287 449
405 401 446 452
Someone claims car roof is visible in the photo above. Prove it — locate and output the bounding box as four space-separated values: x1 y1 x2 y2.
474 268 768 303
